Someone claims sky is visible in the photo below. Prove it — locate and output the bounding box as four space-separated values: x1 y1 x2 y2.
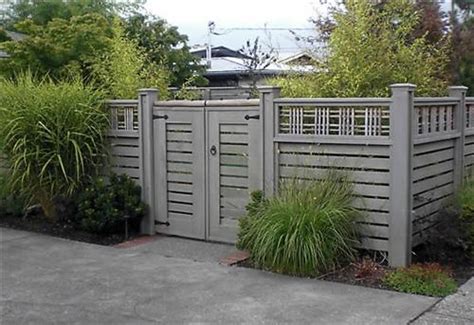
144 0 454 56
144 0 326 56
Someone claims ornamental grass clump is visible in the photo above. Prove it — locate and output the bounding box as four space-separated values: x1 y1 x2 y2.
0 73 109 219
238 171 360 277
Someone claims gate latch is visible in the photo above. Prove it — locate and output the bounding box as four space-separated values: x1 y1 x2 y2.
154 114 168 120
210 145 217 156
244 114 260 120
155 220 170 226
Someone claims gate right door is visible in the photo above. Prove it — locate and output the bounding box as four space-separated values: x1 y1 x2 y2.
207 108 262 243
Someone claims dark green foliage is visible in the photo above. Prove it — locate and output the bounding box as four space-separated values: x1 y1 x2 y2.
459 177 474 257
75 174 145 234
0 13 113 81
0 175 25 218
124 13 206 87
3 0 133 30
384 263 458 297
238 172 359 276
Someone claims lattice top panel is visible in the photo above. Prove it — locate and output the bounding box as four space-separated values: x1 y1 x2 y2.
467 99 474 129
108 101 139 132
414 103 457 136
276 101 391 137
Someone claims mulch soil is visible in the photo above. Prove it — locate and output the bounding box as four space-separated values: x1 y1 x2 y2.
0 214 138 246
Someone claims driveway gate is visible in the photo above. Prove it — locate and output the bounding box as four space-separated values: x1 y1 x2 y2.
153 100 262 243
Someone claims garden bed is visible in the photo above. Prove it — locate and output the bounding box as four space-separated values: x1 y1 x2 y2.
238 246 473 294
0 214 138 246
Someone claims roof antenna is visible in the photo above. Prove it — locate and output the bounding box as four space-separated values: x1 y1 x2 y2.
207 21 215 68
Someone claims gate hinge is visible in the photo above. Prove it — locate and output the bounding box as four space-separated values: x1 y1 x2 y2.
153 114 168 120
155 220 170 226
244 114 260 120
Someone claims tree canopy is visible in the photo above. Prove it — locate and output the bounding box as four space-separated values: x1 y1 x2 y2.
273 0 451 97
0 0 203 89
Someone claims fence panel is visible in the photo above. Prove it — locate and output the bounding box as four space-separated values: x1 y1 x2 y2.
273 98 392 252
411 98 462 247
107 100 141 182
466 98 474 172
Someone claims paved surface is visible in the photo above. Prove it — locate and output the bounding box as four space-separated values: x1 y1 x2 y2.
1 228 438 324
412 277 474 325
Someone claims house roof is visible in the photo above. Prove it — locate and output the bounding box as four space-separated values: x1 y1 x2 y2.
5 30 25 41
199 56 312 77
191 46 249 59
278 51 316 65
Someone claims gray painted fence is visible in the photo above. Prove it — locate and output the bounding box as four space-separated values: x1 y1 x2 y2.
0 85 470 267
105 85 472 267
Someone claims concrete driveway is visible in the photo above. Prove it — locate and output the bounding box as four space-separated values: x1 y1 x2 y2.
1 228 437 324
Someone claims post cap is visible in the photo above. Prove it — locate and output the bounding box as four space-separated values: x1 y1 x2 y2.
138 88 159 93
448 86 468 91
258 86 281 93
389 83 417 89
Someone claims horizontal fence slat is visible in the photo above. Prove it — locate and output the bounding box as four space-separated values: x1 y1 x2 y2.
414 139 456 155
167 172 193 183
278 143 390 157
220 166 248 178
112 156 140 168
279 166 390 184
413 172 454 195
167 202 193 214
220 133 249 144
167 182 193 194
167 152 193 163
221 176 248 188
220 144 248 155
168 192 193 204
413 160 454 181
111 167 140 179
413 148 454 169
279 153 389 170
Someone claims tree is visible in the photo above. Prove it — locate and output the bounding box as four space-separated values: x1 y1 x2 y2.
124 13 205 87
3 0 135 30
239 37 277 94
91 18 170 99
453 17 474 95
0 13 112 81
272 0 451 97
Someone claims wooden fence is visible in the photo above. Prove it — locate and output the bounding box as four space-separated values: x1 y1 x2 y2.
0 85 470 267
105 85 472 267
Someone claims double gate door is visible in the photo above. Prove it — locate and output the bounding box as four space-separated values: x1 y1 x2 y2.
153 103 262 243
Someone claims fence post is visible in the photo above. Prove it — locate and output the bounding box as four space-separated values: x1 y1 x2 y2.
448 86 468 192
388 83 416 267
259 86 281 197
138 88 158 235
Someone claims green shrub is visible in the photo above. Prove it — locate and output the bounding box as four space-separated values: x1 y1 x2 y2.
384 263 457 297
238 171 359 276
459 177 474 257
0 174 25 217
75 174 145 234
0 73 109 219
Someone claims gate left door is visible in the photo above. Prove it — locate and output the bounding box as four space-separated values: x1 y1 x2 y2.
153 107 206 239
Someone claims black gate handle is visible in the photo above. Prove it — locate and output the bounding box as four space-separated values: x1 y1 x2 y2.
244 114 260 120
154 114 168 120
